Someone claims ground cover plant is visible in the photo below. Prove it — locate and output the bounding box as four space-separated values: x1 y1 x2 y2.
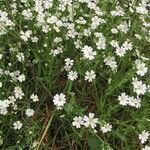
0 0 150 149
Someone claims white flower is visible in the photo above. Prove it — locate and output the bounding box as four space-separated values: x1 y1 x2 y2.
132 78 147 95
135 60 148 76
110 40 119 48
81 45 97 60
16 52 25 62
143 145 150 150
14 86 24 100
32 141 39 148
0 100 10 115
18 74 25 82
128 97 141 108
30 94 39 102
139 130 149 144
13 121 23 130
118 93 129 106
68 71 78 81
72 116 83 128
85 70 96 82
96 35 106 50
25 108 34 117
122 41 132 51
53 93 66 109
65 58 74 66
8 96 16 104
47 15 58 24
101 123 112 133
0 82 2 88
116 46 126 57
83 113 98 128
117 21 129 33
104 56 117 70
111 28 118 34
22 9 33 20
111 6 125 16
20 30 32 41
31 37 38 43
0 54 2 60
136 3 148 15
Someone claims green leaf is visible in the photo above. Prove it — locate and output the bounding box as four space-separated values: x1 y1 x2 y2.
88 136 104 150
88 136 113 150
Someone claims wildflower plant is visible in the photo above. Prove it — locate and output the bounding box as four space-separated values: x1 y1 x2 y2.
0 0 150 149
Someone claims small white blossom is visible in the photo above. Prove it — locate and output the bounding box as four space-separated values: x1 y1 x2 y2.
139 130 149 144
18 74 25 82
81 45 97 60
104 56 117 70
20 30 32 41
53 93 66 109
118 93 129 106
16 52 25 62
135 60 148 76
30 94 39 102
143 145 150 150
72 116 83 128
14 86 24 100
111 28 118 34
0 82 2 88
85 70 96 82
132 78 147 96
25 108 34 117
101 123 112 133
13 121 23 130
68 71 78 81
83 113 98 129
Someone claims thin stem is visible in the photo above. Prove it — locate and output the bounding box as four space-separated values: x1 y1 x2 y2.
36 110 56 150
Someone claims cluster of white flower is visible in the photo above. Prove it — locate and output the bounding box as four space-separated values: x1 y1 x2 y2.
135 1 149 15
143 145 150 150
22 9 33 20
0 100 10 115
111 40 132 57
0 10 14 35
91 16 106 29
72 113 112 133
50 47 63 56
95 33 106 50
111 6 125 16
72 113 98 129
118 93 141 108
1 70 25 83
0 0 149 148
14 86 24 100
117 21 129 33
64 58 74 71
